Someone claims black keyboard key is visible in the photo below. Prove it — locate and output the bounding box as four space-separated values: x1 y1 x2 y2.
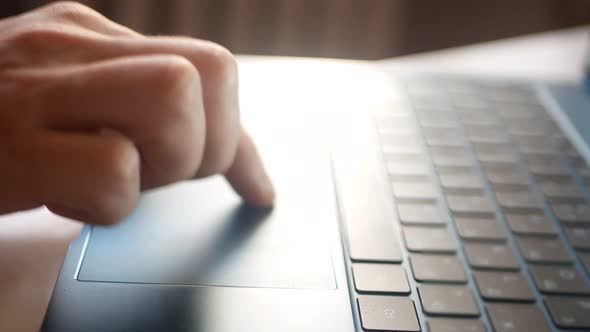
516 237 572 264
454 216 507 241
423 127 464 147
392 182 437 202
357 295 420 331
466 125 508 144
564 226 590 251
419 284 479 317
431 147 473 169
416 111 459 128
352 263 410 294
513 135 555 155
439 174 483 194
540 181 585 202
347 221 403 263
410 254 467 283
505 213 557 236
506 119 546 136
473 271 535 302
387 161 430 179
397 203 445 225
381 134 423 154
485 168 529 189
428 318 486 332
495 191 542 212
486 303 550 332
403 226 457 253
528 157 569 178
551 202 590 225
545 296 590 329
446 194 494 216
463 243 519 270
529 265 590 295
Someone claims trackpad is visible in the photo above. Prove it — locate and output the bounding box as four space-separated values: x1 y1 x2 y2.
77 178 335 289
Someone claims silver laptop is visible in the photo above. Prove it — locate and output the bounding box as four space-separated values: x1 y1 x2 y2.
42 50 590 331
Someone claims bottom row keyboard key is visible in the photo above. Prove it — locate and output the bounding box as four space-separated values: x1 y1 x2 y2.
486 303 550 332
357 295 420 331
428 318 485 332
545 296 590 329
428 318 486 332
419 284 479 317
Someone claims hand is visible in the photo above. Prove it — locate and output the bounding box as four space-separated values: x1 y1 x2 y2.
0 2 275 225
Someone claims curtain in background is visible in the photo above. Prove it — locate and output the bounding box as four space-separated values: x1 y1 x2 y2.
3 0 590 59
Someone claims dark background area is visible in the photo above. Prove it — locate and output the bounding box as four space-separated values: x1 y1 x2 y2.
2 0 590 59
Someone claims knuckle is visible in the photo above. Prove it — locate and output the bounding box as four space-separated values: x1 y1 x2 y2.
154 55 202 121
200 42 238 86
42 1 100 23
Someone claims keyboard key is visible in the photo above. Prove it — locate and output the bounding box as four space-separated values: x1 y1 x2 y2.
357 295 420 332
495 191 542 212
413 94 452 110
506 119 546 136
540 181 585 202
475 143 519 167
416 111 459 128
458 109 497 125
528 157 569 178
551 203 590 225
431 147 473 169
486 303 550 332
403 226 457 253
473 271 535 302
545 296 590 329
381 134 423 154
529 265 590 295
410 254 467 283
439 174 483 194
463 243 519 270
392 182 437 202
516 237 572 264
352 263 410 294
397 203 445 225
423 128 464 147
347 221 403 263
387 162 430 178
505 213 557 236
419 284 479 317
513 135 555 156
428 318 486 332
376 114 416 133
485 168 529 189
466 125 507 143
454 216 507 241
452 93 488 109
495 102 543 119
564 226 590 251
446 195 494 216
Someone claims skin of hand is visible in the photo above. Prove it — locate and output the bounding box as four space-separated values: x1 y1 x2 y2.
0 1 275 225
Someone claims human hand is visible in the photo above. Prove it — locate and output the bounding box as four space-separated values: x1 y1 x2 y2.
0 2 275 225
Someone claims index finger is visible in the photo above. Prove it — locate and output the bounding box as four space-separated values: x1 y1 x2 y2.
224 129 275 207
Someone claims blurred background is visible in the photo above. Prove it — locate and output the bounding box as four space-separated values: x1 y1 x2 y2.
2 0 590 59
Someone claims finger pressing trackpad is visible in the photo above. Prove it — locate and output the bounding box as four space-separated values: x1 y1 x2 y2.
76 177 335 290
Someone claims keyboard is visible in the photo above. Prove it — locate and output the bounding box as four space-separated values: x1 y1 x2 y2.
343 77 590 332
